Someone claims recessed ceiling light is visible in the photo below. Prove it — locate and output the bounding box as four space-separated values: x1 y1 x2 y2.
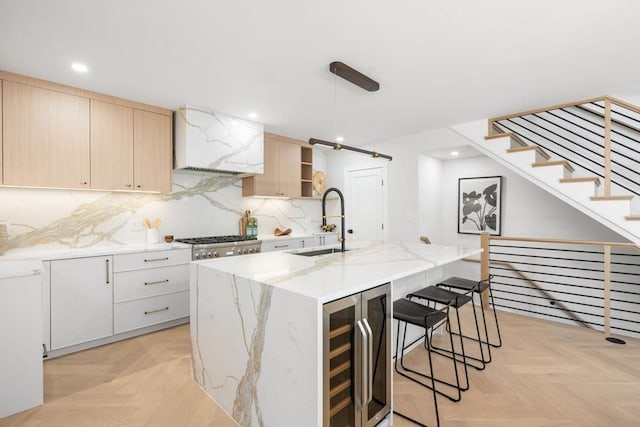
71 62 88 73
336 136 344 143
248 112 258 119
451 151 459 156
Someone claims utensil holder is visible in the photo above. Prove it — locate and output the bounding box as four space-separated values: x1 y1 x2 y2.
146 228 160 244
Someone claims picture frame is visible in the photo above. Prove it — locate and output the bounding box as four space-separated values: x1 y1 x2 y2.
458 176 502 235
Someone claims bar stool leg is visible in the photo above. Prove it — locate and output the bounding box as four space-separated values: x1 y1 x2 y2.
393 319 440 427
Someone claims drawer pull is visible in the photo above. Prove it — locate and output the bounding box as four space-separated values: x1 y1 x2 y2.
144 279 170 286
144 257 169 263
274 244 289 248
145 306 169 315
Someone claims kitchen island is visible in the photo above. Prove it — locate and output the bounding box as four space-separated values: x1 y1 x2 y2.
190 241 481 427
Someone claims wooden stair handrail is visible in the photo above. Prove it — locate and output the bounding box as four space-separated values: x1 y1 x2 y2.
607 95 640 116
463 257 593 329
487 95 640 135
489 235 640 250
487 95 606 134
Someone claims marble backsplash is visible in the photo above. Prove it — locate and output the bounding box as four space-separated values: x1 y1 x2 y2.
0 171 330 252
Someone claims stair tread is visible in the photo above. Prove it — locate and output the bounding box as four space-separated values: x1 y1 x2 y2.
485 132 527 147
559 177 601 186
484 132 513 140
532 160 575 173
507 145 551 159
590 195 634 201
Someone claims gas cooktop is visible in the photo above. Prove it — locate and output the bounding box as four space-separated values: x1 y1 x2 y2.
175 235 262 259
175 235 258 245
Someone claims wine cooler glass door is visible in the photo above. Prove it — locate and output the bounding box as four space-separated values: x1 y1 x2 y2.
323 294 360 427
362 284 391 426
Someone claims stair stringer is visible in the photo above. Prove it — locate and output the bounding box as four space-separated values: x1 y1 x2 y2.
450 120 640 245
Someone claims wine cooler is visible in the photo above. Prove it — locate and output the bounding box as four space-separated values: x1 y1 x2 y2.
323 283 391 427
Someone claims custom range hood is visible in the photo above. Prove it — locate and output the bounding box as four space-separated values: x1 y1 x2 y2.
174 106 264 175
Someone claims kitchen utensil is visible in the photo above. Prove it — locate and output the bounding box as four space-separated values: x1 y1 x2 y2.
274 227 292 236
154 218 162 229
144 218 151 229
164 235 174 243
239 217 247 237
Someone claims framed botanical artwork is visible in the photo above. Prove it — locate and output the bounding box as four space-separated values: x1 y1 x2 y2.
458 176 502 235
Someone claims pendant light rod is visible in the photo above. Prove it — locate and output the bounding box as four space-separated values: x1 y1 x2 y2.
330 61 379 92
308 138 392 161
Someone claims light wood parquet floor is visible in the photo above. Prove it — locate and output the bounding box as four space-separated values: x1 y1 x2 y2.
1 309 638 427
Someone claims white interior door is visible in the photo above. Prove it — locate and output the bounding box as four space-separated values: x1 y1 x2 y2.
346 167 384 242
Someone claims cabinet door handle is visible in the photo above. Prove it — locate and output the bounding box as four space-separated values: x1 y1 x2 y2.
144 306 169 315
105 259 110 284
144 257 169 263
144 279 169 286
362 318 374 405
356 319 368 408
274 244 289 249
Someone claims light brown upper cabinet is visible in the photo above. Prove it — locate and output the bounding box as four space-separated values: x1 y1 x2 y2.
0 71 173 193
90 100 134 190
3 80 90 189
243 133 302 198
90 102 171 193
133 109 172 193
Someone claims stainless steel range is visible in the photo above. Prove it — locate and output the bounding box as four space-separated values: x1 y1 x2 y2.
175 235 262 260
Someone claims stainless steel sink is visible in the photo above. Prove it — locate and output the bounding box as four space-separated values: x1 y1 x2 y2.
294 248 347 257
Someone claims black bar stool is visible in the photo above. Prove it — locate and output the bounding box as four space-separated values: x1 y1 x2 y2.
408 285 486 375
437 276 502 352
393 298 461 427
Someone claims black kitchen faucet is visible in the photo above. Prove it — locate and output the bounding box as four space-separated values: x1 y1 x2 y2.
321 187 346 252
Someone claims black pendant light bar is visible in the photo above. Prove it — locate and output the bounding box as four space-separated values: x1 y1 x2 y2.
330 61 379 92
308 138 392 161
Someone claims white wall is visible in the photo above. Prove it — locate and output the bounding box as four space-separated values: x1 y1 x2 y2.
438 155 629 247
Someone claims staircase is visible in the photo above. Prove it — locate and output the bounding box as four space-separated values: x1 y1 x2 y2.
451 96 640 245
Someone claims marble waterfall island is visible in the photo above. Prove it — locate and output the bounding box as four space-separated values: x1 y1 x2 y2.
190 241 482 427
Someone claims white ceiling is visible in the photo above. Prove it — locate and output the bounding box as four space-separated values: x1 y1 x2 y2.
1 1 639 147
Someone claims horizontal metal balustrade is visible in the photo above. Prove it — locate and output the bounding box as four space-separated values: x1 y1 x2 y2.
472 234 640 342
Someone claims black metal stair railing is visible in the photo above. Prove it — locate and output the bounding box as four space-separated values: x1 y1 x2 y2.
475 234 640 341
488 96 640 198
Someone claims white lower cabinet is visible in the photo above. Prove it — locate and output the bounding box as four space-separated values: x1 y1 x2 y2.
261 233 339 252
114 291 189 334
50 256 113 350
113 249 190 334
46 248 190 356
261 238 303 252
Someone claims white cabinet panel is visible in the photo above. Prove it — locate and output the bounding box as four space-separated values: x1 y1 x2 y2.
50 256 113 350
0 272 43 417
114 264 189 303
114 290 189 334
261 238 303 252
113 248 190 272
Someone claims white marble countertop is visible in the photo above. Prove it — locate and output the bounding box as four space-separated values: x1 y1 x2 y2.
0 242 191 262
195 240 482 303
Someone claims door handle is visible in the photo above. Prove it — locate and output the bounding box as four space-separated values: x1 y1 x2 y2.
105 259 110 284
356 320 368 409
362 318 373 405
347 229 354 234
